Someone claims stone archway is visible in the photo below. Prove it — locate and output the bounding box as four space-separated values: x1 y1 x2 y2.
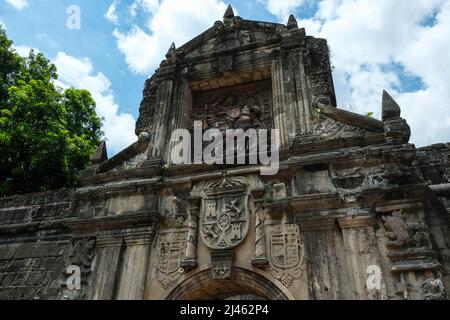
167 267 291 300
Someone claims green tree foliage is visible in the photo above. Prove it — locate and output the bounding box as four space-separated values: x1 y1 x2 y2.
0 25 103 196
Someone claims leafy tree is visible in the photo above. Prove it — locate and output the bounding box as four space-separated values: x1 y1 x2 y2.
0 26 103 196
0 26 21 103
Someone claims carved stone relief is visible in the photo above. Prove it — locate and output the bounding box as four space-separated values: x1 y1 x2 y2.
211 250 235 280
200 176 249 250
60 237 96 300
267 216 306 288
420 271 448 300
156 229 188 289
381 209 431 250
192 80 273 131
252 188 269 267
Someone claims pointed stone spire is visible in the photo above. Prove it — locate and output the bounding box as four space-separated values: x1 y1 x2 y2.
224 4 235 20
382 90 401 121
287 14 298 30
90 141 108 164
165 42 176 58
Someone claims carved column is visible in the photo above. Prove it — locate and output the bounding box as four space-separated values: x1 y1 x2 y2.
251 188 269 267
181 196 201 270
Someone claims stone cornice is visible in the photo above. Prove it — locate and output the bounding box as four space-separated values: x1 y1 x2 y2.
76 177 163 199
77 141 418 195
66 211 160 235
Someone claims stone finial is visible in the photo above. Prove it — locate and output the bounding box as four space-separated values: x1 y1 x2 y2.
224 4 235 20
287 14 298 30
90 141 108 164
382 90 401 121
165 42 176 58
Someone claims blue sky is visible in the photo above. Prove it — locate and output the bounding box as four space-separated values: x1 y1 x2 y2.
1 0 449 155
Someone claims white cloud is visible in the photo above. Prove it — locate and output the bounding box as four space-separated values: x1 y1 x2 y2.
136 0 160 13
12 44 39 57
4 0 28 10
265 0 306 21
295 0 450 147
105 0 120 25
53 52 137 155
114 0 227 75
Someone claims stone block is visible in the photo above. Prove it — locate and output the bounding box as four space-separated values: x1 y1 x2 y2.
0 245 18 260
14 245 35 259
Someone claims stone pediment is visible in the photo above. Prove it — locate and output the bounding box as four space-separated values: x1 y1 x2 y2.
175 18 289 60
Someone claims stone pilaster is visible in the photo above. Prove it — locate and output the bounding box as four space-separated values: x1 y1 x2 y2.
88 237 123 300
272 57 289 147
148 78 175 159
272 51 314 148
116 231 153 300
166 78 191 164
338 214 387 300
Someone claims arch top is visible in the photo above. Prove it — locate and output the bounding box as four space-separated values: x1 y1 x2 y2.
166 266 293 300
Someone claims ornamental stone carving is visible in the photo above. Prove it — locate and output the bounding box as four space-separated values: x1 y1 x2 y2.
156 229 188 289
200 176 249 250
268 216 306 288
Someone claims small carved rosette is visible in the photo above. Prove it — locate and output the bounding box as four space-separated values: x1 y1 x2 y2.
200 176 249 250
268 223 306 288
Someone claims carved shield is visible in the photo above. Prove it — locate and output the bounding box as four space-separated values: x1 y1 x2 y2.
270 224 301 270
157 231 186 274
200 194 249 250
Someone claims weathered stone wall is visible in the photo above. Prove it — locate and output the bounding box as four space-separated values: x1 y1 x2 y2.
1 142 449 300
0 191 75 300
416 143 450 185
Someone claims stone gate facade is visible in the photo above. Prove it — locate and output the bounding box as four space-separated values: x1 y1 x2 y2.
0 6 449 300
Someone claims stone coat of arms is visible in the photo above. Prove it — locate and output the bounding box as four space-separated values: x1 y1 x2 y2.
157 229 187 289
268 221 306 288
200 176 249 250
